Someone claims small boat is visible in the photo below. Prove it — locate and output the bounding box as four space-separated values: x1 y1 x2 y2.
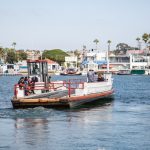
117 70 131 75
11 59 114 109
60 68 82 76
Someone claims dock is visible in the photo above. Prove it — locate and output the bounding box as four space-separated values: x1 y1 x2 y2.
0 73 23 76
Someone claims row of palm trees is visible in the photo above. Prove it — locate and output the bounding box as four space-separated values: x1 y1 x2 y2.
136 33 150 49
93 39 111 50
93 33 150 51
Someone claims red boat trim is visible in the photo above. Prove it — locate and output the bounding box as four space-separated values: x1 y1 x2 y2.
61 89 114 102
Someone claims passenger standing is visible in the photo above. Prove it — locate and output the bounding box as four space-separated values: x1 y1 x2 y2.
31 76 38 94
24 77 30 96
87 69 95 82
18 77 25 89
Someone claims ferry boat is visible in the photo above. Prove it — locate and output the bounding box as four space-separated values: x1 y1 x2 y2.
11 59 114 109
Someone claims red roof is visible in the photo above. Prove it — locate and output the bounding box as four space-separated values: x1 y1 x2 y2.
27 59 47 63
44 59 58 64
127 50 144 54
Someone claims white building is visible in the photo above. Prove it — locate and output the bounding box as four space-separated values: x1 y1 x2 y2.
0 64 20 73
45 59 60 72
64 56 77 68
81 49 107 71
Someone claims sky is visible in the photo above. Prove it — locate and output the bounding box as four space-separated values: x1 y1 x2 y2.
0 0 150 51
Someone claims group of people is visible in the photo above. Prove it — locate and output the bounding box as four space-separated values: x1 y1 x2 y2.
18 76 38 96
87 70 105 82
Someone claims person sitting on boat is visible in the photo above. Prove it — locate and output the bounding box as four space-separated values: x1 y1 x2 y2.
87 69 95 82
31 76 38 82
97 73 105 82
28 78 35 94
18 77 25 89
24 76 30 96
29 76 38 94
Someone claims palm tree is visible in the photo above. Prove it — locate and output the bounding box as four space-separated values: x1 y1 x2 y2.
136 37 141 50
12 42 16 50
106 40 112 73
142 33 150 65
93 39 99 50
83 45 86 50
107 40 111 47
12 42 17 62
142 33 149 44
107 40 111 54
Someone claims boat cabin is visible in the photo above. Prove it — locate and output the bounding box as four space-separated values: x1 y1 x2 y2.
27 60 48 82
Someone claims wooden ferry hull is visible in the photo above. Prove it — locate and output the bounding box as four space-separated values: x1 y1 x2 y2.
11 89 114 109
11 98 69 109
67 89 114 108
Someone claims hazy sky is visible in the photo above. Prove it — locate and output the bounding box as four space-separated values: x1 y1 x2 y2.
0 0 150 51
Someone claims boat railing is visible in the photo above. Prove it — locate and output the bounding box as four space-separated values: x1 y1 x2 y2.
14 79 85 98
63 79 85 97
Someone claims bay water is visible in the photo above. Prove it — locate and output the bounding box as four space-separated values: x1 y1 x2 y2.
0 75 150 150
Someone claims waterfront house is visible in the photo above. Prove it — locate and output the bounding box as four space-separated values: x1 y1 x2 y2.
45 59 60 72
81 49 107 71
64 56 78 68
0 63 19 73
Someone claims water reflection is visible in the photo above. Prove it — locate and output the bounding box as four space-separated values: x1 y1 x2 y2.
14 118 49 149
61 98 115 131
15 118 49 129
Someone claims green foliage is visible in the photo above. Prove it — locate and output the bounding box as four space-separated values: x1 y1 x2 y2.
136 37 140 41
0 47 5 58
93 39 99 44
74 50 80 57
93 39 99 50
42 49 68 65
6 51 17 64
142 33 149 43
107 40 111 44
18 51 27 61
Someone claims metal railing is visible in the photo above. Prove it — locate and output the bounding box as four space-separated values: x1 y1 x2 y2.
14 79 85 98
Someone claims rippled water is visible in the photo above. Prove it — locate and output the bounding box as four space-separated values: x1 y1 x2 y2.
0 75 150 150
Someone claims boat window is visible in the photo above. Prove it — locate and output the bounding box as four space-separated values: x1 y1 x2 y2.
7 65 14 69
52 65 56 70
28 62 40 75
32 63 40 75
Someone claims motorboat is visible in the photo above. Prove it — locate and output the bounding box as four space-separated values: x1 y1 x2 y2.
60 68 82 76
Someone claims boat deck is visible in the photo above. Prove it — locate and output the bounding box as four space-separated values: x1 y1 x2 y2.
12 76 114 108
12 89 114 108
